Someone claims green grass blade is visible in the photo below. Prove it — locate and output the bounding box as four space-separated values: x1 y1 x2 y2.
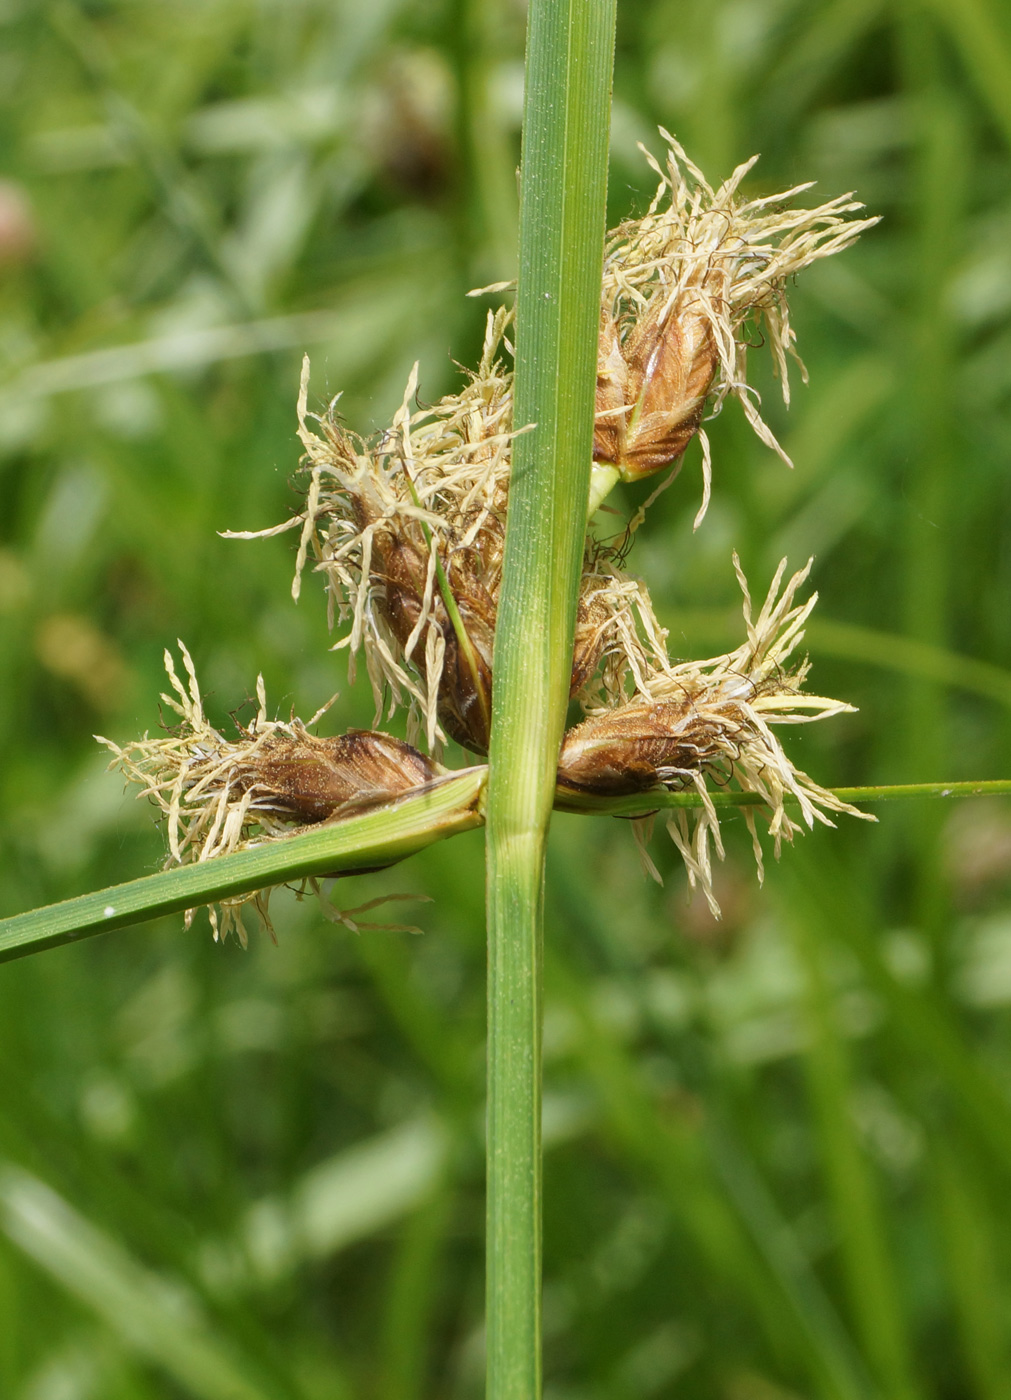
0 1165 280 1400
483 0 616 1395
5 774 1008 966
789 909 923 1400
930 1141 1011 1399
705 1122 875 1400
0 771 486 963
809 619 1011 710
377 1187 454 1400
926 0 1011 149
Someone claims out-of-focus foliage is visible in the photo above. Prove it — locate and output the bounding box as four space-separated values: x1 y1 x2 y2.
2 0 1011 1396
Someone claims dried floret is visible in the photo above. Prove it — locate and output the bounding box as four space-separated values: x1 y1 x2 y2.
592 130 879 523
227 309 515 753
97 646 442 944
558 556 873 913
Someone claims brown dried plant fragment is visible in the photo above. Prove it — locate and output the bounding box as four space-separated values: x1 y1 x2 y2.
98 646 443 944
230 730 440 824
558 556 873 915
226 310 517 754
362 486 501 753
233 309 616 755
594 131 878 522
558 695 730 797
593 301 717 481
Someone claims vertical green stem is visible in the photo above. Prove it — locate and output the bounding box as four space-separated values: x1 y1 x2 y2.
483 2 616 1397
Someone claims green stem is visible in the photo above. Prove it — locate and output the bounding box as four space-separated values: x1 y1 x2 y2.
483 1 616 1396
556 778 1011 816
0 770 486 965
2 778 1006 966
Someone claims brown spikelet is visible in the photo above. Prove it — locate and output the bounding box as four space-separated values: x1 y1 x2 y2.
557 556 873 915
234 305 625 755
97 646 445 943
557 695 727 797
570 570 619 698
593 302 718 481
367 501 501 754
226 309 517 753
230 729 441 823
595 130 879 521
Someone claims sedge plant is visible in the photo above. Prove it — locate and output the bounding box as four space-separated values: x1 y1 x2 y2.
3 5 1011 1399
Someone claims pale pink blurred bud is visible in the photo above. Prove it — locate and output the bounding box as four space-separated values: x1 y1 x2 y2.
0 180 37 267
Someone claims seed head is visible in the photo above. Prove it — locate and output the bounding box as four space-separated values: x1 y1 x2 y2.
97 645 442 944
237 310 621 754
228 309 515 753
558 555 873 914
595 131 879 523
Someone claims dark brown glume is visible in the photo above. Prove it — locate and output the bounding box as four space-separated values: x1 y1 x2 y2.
556 696 735 796
370 508 612 756
371 514 499 754
232 730 441 823
593 302 718 479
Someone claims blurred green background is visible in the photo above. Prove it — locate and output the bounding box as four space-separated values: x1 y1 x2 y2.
2 1 1011 1396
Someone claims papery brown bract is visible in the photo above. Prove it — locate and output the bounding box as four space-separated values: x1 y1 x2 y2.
570 576 620 699
557 694 729 796
232 730 441 823
594 132 879 519
365 501 501 754
593 303 718 480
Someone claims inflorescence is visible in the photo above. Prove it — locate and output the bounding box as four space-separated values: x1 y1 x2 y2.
103 133 877 933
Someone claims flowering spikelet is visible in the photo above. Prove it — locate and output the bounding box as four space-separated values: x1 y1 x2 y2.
97 646 441 944
227 309 515 754
558 556 873 914
235 310 615 754
594 130 879 523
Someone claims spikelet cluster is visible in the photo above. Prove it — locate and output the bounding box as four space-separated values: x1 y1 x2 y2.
227 309 516 755
104 131 877 932
232 308 613 757
558 557 872 913
98 646 441 943
594 130 879 523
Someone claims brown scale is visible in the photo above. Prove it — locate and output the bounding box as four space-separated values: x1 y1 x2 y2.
556 696 741 796
370 505 611 756
593 301 718 480
369 514 498 754
569 582 615 698
231 730 440 824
